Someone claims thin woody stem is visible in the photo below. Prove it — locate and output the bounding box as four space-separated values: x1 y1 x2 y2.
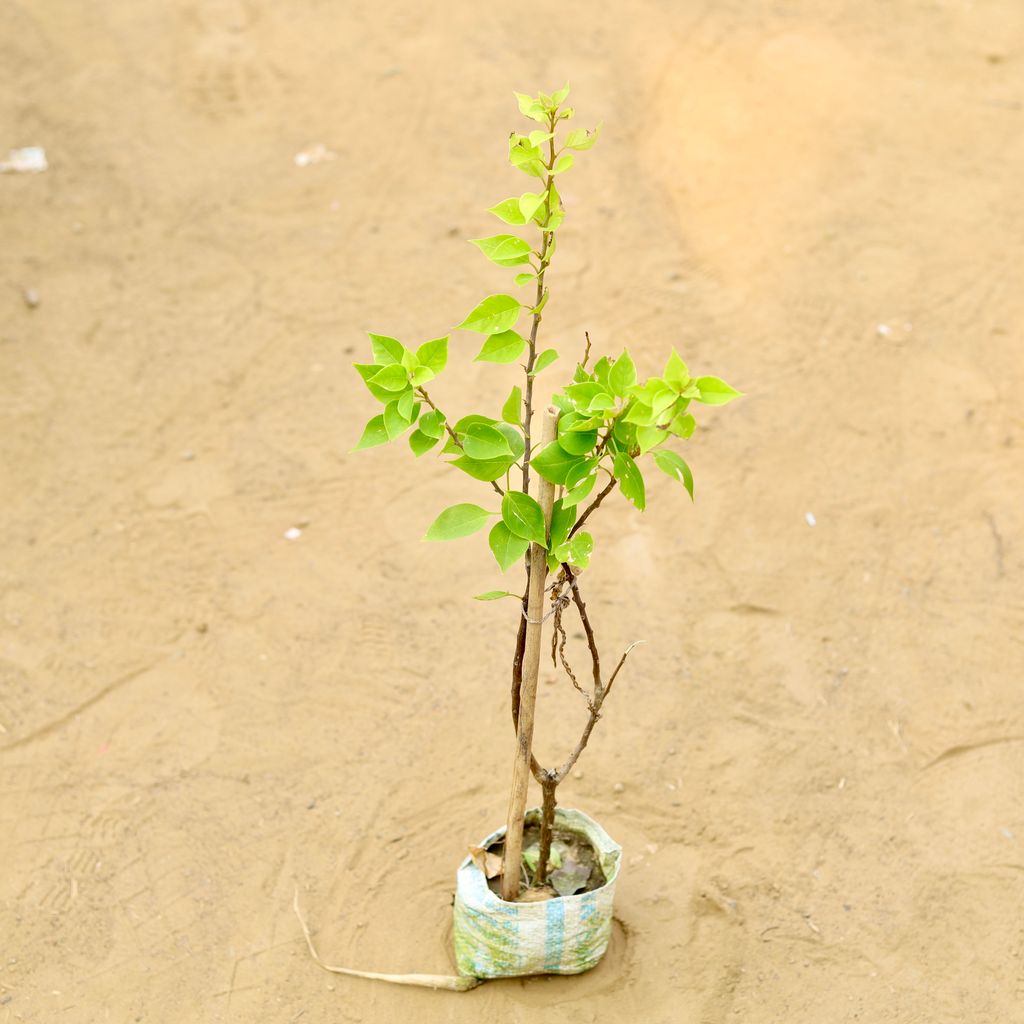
521 114 559 496
416 386 503 497
569 478 616 537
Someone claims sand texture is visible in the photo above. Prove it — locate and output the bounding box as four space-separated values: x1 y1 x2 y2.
2 1 1023 1020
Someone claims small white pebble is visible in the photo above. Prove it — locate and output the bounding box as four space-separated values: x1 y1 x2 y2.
1001 827 1015 840
573 770 584 781
838 777 846 790
284 527 302 540
805 512 817 527
876 323 892 337
180 450 195 461
612 782 624 793
23 288 39 308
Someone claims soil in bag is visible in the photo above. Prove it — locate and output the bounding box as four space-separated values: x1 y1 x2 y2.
482 817 607 902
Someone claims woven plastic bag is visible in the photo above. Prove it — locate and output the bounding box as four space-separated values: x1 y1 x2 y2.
452 807 622 979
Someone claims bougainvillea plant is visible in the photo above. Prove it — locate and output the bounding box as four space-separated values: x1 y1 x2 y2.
353 86 741 900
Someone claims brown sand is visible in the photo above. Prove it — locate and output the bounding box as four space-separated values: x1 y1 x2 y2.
2 2 1023 1020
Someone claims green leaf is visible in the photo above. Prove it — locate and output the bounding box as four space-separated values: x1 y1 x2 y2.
368 364 409 392
473 590 519 601
369 333 404 365
593 356 612 391
551 83 571 105
451 454 515 481
509 140 547 176
565 458 598 489
544 181 561 217
565 123 601 150
397 389 416 420
609 350 637 397
384 399 413 439
565 381 610 410
558 414 598 456
502 385 522 426
354 363 399 403
561 472 597 509
522 843 540 872
352 414 389 451
636 425 668 454
519 191 546 221
653 449 694 499
549 499 575 549
550 153 574 175
489 197 527 225
416 337 448 374
502 492 547 546
552 393 573 415
489 521 531 571
622 401 657 426
663 349 690 390
457 295 522 334
462 423 513 460
612 418 637 450
566 532 593 569
408 429 438 457
565 415 602 431
633 377 677 417
572 363 592 385
527 130 554 147
532 441 582 485
513 91 548 123
695 375 743 405
475 329 526 364
514 272 536 287
470 234 532 268
425 503 493 541
530 349 559 376
613 452 646 510
495 422 525 460
668 411 696 438
418 409 445 439
409 365 434 387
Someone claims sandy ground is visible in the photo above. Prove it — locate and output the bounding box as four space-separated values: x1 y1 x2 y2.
2 1 1023 1021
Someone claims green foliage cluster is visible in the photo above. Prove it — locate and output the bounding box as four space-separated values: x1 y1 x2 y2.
352 86 741 585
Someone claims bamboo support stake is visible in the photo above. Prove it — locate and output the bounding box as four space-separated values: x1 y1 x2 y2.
501 405 559 900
